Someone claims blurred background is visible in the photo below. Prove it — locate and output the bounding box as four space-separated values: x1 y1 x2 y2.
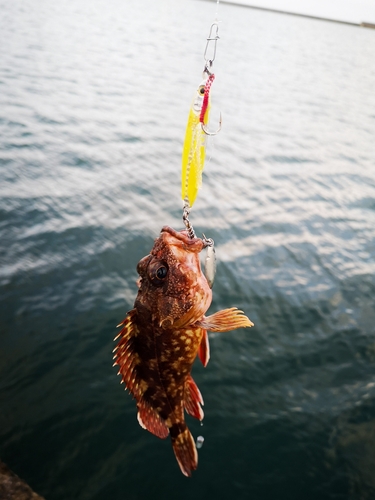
1 0 375 498
224 0 375 24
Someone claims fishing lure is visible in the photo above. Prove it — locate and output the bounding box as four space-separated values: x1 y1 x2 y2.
181 72 221 208
181 19 221 210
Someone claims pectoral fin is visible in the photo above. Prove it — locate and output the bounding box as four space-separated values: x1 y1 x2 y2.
198 329 210 367
196 307 254 332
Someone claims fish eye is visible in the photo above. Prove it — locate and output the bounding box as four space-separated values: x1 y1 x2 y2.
199 85 205 95
148 260 169 287
156 266 168 280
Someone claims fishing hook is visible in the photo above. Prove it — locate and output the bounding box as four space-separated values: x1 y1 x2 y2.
199 73 222 136
201 112 222 136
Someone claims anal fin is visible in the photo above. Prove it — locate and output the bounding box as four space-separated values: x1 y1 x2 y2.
184 375 204 421
196 307 254 332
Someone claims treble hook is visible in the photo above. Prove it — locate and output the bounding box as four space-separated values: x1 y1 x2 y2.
201 112 222 136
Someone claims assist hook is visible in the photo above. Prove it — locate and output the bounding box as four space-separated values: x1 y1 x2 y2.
201 112 222 136
199 71 222 136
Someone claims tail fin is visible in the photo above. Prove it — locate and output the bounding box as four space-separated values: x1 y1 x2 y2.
170 424 198 477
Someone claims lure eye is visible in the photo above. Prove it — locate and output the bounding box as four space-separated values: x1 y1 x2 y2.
148 260 169 287
199 85 205 95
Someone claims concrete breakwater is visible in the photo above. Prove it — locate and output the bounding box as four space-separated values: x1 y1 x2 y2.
0 461 44 500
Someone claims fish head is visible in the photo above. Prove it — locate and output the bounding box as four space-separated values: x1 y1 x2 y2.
135 226 212 329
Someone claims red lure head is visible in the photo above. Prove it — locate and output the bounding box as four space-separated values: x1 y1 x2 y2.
199 73 215 125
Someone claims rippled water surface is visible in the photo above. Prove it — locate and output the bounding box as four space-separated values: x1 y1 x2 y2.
1 0 375 498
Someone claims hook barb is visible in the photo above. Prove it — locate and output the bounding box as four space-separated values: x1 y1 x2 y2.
201 112 222 136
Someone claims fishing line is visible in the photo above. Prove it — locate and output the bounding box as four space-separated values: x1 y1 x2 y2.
181 1 221 240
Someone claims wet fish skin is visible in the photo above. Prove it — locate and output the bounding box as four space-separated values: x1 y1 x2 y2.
113 226 253 476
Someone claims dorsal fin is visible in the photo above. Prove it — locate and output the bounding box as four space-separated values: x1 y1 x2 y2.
113 309 143 399
184 375 204 421
137 400 169 439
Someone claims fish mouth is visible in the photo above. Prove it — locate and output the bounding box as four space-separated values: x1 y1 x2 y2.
160 226 204 253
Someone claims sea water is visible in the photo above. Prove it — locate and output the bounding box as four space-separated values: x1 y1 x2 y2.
1 0 375 498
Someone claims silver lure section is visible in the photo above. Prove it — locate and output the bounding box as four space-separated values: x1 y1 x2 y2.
203 236 216 289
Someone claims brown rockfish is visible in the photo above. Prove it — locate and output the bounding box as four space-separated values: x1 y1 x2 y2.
113 226 253 476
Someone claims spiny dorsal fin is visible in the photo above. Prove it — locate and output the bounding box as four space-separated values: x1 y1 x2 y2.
113 309 143 399
196 307 254 332
184 375 204 421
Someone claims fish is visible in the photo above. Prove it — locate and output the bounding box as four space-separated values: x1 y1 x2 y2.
113 226 253 476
